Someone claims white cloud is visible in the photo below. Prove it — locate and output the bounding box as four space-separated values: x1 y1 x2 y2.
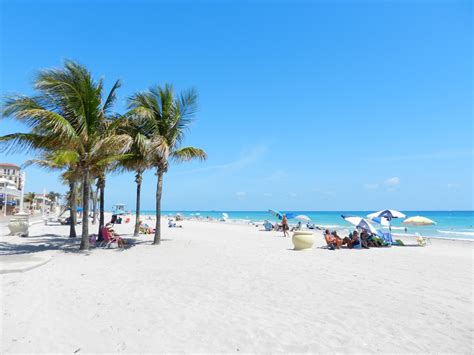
384 177 400 186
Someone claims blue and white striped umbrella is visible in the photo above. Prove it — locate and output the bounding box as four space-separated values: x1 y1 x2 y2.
367 209 406 221
268 209 283 220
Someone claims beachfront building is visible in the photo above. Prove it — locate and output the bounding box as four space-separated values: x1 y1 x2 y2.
0 163 22 189
0 165 22 215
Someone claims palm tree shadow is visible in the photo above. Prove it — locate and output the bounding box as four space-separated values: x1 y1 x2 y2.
0 234 81 255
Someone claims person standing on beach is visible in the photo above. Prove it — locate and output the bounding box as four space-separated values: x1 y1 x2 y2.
281 214 290 237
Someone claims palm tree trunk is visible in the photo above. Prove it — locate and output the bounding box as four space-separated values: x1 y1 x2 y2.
133 170 142 237
69 180 77 239
92 183 98 225
97 176 105 241
80 169 90 250
153 170 163 245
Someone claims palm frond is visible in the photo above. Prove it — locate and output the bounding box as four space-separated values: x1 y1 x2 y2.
103 79 122 115
171 147 207 163
0 133 55 154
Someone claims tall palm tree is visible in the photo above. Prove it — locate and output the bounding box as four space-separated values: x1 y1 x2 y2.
128 84 207 245
117 116 151 237
1 61 131 250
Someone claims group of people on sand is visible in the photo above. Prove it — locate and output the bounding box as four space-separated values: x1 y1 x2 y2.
324 229 385 250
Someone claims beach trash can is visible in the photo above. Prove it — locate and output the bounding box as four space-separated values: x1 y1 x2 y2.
8 212 29 237
292 231 315 250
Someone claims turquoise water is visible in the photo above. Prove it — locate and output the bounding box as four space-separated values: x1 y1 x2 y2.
139 210 474 240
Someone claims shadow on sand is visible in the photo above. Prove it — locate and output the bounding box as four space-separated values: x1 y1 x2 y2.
0 234 154 256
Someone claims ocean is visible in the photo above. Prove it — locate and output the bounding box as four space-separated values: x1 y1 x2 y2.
138 210 474 241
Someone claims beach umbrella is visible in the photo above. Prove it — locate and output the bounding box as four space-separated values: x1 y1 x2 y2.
285 213 297 219
295 215 311 223
367 209 406 234
222 213 229 219
268 209 283 220
342 215 379 235
367 209 406 221
371 216 390 227
403 216 436 226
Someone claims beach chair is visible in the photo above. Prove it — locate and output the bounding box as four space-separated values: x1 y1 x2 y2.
415 233 427 246
99 227 124 248
380 232 393 247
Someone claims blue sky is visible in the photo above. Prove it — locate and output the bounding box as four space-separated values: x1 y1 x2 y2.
0 0 472 211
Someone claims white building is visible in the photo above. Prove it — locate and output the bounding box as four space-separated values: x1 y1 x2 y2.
0 177 21 215
0 163 22 189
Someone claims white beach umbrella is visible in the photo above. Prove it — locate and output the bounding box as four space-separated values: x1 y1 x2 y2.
370 216 390 227
367 209 406 220
342 215 378 235
222 213 229 219
295 215 311 223
403 216 436 226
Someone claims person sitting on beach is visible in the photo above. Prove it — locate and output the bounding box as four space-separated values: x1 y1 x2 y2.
325 229 342 250
263 220 274 231
168 219 183 228
343 230 361 249
291 221 302 232
139 220 155 234
331 231 343 248
281 214 290 237
105 223 126 248
359 230 371 249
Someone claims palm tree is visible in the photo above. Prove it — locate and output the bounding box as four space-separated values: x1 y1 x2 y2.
1 61 131 250
47 191 61 204
128 84 207 245
117 116 151 237
23 192 35 209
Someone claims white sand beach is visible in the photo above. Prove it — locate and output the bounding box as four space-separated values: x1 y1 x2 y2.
1 215 472 353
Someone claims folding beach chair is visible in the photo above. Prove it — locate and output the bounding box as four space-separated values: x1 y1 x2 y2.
380 231 393 247
99 226 124 248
